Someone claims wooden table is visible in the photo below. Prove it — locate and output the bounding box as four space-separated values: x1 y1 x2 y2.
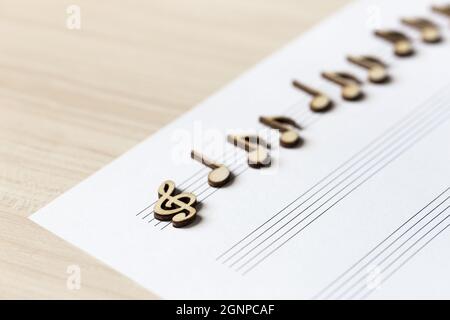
0 0 349 299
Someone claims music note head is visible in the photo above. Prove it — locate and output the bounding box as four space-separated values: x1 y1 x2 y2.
368 66 389 84
208 165 231 187
292 80 333 113
394 40 414 57
422 27 441 43
248 147 271 168
310 94 333 112
280 130 300 148
191 150 232 187
342 83 363 101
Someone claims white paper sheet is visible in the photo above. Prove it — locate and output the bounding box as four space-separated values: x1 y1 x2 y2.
30 0 450 299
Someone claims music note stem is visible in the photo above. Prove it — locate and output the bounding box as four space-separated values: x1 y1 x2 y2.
191 150 219 169
293 80 322 96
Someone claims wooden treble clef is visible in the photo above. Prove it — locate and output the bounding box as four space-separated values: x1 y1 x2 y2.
154 180 197 228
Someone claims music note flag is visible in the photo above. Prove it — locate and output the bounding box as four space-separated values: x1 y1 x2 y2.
259 116 301 148
321 71 364 101
227 134 271 168
154 180 197 228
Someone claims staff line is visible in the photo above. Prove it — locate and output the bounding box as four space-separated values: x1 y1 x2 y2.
218 87 450 262
314 186 450 299
154 158 248 227
229 101 450 269
147 153 247 224
359 223 450 300
338 207 450 300
138 100 315 220
151 107 322 228
326 195 450 299
215 83 450 260
240 109 450 275
351 213 450 300
159 162 251 230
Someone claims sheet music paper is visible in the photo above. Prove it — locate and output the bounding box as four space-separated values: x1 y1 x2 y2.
30 0 450 299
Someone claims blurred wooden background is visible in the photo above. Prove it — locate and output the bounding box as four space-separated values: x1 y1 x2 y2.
0 0 348 298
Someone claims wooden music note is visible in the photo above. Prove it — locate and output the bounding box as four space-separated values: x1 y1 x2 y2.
292 80 333 112
259 116 301 148
154 180 197 228
432 4 450 19
190 150 231 187
347 55 390 84
227 134 271 168
321 72 364 101
401 18 442 43
374 30 414 57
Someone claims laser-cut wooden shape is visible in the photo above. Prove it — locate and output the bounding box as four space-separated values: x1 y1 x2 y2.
190 150 231 187
292 80 333 112
154 180 197 228
374 30 415 57
259 116 301 148
227 134 271 168
347 55 390 84
321 72 364 101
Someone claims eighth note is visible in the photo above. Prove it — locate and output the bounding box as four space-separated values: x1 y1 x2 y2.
259 116 301 148
154 180 197 228
374 30 414 57
347 55 390 84
401 18 442 43
227 134 271 168
321 72 364 101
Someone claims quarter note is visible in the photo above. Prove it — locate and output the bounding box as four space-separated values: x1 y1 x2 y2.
347 55 390 84
401 18 442 43
259 116 301 148
190 150 231 188
227 134 271 168
321 72 364 101
374 30 415 57
292 80 333 112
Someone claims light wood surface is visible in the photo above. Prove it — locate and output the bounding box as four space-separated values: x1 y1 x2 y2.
0 0 349 299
